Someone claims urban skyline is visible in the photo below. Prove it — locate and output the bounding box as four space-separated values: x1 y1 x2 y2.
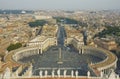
0 0 120 10
0 1 120 78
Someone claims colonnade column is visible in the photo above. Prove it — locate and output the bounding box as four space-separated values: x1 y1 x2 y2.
79 46 84 54
38 48 39 54
40 44 43 54
103 69 107 75
114 62 117 69
79 49 80 54
56 40 57 46
100 71 104 78
87 71 90 78
0 57 2 69
82 47 84 54
79 45 81 54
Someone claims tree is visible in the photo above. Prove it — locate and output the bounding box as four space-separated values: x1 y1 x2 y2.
28 20 47 27
53 17 78 24
7 43 22 51
94 26 120 38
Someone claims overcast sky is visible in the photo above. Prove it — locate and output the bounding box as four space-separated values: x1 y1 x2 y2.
0 0 120 10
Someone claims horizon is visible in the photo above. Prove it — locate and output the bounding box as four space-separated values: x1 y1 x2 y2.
0 0 120 11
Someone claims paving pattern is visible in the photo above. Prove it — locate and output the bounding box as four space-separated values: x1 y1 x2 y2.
19 45 103 76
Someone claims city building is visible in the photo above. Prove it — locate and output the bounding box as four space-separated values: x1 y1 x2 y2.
94 38 117 50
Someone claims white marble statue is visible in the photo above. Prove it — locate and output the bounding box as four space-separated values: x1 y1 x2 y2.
45 70 48 77
71 70 74 77
57 69 60 77
87 71 90 78
52 70 55 77
75 70 78 78
64 70 67 77
39 70 43 78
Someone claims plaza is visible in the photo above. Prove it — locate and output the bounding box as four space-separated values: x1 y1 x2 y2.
19 45 104 76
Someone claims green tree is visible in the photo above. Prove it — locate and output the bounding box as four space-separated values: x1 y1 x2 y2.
7 43 22 51
53 17 78 24
94 26 120 38
28 20 47 27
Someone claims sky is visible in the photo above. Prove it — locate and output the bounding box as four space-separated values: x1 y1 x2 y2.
0 0 120 10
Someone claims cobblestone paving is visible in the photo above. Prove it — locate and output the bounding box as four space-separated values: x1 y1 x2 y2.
19 46 103 76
